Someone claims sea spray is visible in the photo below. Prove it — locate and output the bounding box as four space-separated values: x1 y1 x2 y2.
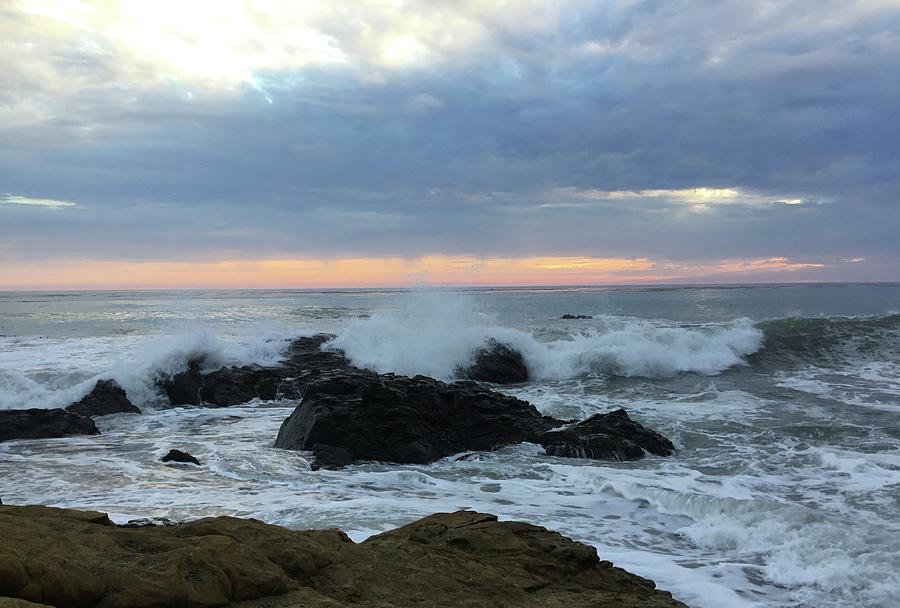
0 327 296 410
329 290 764 380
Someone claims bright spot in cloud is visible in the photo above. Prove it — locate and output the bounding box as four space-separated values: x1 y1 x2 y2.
544 187 808 210
20 0 349 85
1 194 77 209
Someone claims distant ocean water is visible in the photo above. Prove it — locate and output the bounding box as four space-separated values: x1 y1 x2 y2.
1 284 899 608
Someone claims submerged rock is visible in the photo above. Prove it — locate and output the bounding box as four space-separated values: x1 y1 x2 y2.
275 369 556 466
459 339 529 383
161 449 201 465
0 504 687 608
65 380 140 418
539 408 675 460
0 409 99 443
561 313 593 319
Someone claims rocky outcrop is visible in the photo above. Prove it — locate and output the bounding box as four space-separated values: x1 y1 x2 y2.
159 335 338 407
65 380 140 418
275 370 672 468
0 504 687 608
160 360 205 405
0 409 99 443
459 339 529 383
540 409 674 460
161 449 201 465
154 333 674 468
275 369 557 468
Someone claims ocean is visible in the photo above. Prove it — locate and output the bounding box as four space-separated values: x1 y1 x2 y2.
1 284 898 607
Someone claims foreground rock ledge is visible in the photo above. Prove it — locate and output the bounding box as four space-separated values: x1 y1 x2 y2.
0 504 687 608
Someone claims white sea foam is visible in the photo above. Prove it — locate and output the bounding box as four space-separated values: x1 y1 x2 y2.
329 291 763 380
0 327 295 410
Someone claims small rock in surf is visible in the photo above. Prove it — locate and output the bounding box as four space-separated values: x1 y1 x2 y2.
161 449 201 465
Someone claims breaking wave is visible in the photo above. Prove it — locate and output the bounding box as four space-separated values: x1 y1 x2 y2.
330 295 899 381
0 330 293 411
328 291 764 380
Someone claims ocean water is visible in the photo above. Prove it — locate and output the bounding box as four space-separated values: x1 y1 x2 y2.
1 284 899 608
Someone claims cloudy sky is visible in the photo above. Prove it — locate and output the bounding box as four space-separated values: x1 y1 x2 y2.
1 0 898 288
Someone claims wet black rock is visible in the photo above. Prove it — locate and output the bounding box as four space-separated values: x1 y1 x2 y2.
275 372 674 469
66 379 140 418
201 365 303 406
161 449 201 465
275 370 557 466
539 408 675 460
0 408 99 443
152 333 674 469
160 360 205 405
561 314 593 319
119 517 177 528
159 335 338 407
309 443 355 470
458 339 528 384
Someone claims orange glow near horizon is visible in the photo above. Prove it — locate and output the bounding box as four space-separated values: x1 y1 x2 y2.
0 255 829 290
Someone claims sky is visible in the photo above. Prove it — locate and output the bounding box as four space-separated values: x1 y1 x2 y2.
1 0 899 289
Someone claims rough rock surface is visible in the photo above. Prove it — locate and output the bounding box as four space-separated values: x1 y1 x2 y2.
275 370 671 468
161 360 206 405
275 369 558 467
0 504 687 608
160 336 338 406
459 339 529 383
65 380 140 418
161 448 201 465
0 409 99 443
540 409 675 460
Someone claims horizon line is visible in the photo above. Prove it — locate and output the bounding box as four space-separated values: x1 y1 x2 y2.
2 279 899 294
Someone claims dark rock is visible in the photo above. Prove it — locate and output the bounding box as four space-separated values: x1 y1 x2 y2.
160 359 205 405
198 365 303 406
151 333 674 469
0 504 687 608
119 517 176 528
309 443 355 470
0 408 99 443
161 449 201 465
275 370 557 467
161 360 306 408
561 314 593 319
66 379 140 418
458 339 528 383
275 369 674 468
539 409 675 460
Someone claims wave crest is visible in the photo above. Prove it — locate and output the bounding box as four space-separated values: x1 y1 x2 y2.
329 292 764 380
